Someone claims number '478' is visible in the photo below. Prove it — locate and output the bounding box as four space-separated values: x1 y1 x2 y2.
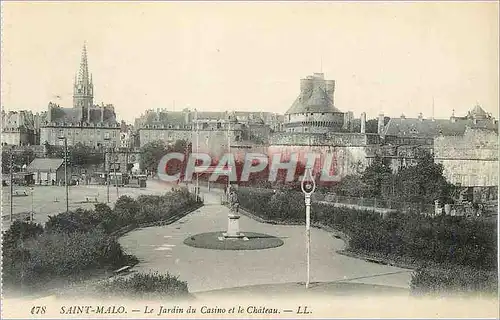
31 306 47 315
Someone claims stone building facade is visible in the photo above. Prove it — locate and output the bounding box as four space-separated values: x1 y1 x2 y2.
40 122 121 148
39 43 121 148
1 109 41 146
434 126 498 202
135 108 275 158
381 105 498 175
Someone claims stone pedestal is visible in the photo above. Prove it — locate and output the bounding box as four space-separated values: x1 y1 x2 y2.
223 213 245 238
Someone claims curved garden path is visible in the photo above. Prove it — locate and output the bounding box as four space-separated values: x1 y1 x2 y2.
119 188 413 293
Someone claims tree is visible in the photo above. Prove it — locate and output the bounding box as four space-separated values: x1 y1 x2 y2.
395 151 454 204
43 141 64 158
365 117 390 133
334 174 370 197
139 140 168 174
365 119 379 133
70 143 104 167
2 149 35 173
168 139 189 153
362 154 392 198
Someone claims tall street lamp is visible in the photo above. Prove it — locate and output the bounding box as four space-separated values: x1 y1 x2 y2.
30 187 34 222
104 137 118 201
104 145 110 203
301 165 316 289
10 152 13 222
58 136 69 214
195 109 200 199
226 117 231 201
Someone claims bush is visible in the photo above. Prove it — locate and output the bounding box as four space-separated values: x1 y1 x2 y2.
3 228 128 288
45 190 199 236
96 272 189 298
2 189 199 291
134 189 197 225
411 266 498 295
2 221 44 249
45 208 100 234
237 187 498 293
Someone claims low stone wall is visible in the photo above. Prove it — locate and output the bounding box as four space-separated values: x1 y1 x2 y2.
316 201 396 215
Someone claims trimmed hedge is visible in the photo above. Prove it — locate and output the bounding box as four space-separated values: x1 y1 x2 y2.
45 188 198 235
238 187 498 294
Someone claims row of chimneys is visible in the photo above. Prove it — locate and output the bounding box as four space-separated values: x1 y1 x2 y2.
359 112 385 135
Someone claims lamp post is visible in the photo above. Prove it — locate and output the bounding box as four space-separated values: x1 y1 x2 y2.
114 150 119 198
106 147 110 203
10 152 13 222
227 118 231 201
301 165 316 289
58 136 69 214
30 187 34 222
104 137 118 200
195 109 200 199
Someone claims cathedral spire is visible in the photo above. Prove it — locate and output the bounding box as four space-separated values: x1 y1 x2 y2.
73 41 94 112
78 42 90 86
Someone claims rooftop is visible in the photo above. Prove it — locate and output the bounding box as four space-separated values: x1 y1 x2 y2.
384 107 498 138
26 158 64 172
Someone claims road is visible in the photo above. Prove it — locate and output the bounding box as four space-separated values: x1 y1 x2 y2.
119 188 413 293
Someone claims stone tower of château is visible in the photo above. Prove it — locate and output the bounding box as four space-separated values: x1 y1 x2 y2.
73 42 94 122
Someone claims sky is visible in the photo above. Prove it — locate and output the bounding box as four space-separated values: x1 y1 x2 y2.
1 1 499 123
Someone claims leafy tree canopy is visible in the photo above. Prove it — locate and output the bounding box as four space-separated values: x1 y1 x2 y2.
139 139 190 174
361 154 392 198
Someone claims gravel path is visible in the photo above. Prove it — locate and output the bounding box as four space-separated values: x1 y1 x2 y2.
119 190 413 293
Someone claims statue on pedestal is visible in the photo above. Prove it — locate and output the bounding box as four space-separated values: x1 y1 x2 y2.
229 190 239 214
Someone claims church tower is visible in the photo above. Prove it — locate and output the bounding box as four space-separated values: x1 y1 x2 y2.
73 42 94 122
